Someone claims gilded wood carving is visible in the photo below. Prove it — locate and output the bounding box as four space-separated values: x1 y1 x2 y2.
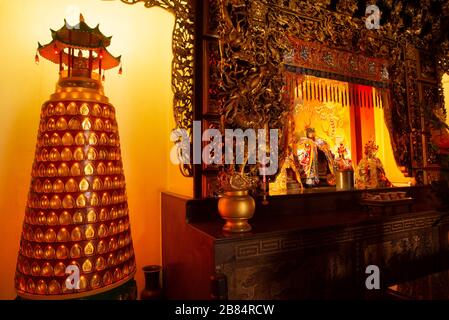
216 0 449 183
121 0 195 177
120 0 449 188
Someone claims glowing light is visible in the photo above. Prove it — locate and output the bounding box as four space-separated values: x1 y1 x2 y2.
65 5 81 29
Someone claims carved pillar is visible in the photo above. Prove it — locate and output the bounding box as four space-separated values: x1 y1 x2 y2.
405 41 444 184
405 42 425 184
419 51 446 183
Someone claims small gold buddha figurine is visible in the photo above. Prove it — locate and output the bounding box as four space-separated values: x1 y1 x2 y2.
355 140 392 189
335 143 353 172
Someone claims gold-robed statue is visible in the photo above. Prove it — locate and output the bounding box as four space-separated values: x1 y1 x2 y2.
268 134 304 193
296 128 336 187
355 140 392 189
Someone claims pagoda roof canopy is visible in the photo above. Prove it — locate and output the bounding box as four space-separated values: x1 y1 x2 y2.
38 41 121 70
36 14 121 71
52 15 112 48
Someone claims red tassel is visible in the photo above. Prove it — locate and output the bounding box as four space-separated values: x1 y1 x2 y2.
35 53 40 65
118 65 123 75
102 74 105 82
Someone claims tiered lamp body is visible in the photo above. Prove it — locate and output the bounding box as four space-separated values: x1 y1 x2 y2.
15 72 136 299
15 16 136 300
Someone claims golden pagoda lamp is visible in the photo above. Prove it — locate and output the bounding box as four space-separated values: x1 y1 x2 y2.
15 15 137 300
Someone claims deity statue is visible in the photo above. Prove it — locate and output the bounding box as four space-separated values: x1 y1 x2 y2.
285 135 304 190
73 50 90 77
296 128 336 187
355 140 392 189
335 143 353 171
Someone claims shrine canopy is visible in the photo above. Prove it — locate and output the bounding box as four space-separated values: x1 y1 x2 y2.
37 14 121 78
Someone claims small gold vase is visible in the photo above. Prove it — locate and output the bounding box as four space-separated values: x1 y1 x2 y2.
218 190 255 233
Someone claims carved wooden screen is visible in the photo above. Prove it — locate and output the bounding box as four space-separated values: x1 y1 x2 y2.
120 0 446 198
197 0 446 197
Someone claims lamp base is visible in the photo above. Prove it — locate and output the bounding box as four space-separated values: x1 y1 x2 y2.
16 279 137 300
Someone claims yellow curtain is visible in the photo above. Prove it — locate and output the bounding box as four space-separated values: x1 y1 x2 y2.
373 88 412 185
293 75 353 156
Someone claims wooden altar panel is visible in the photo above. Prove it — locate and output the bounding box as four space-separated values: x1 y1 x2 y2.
161 192 216 299
216 235 356 299
161 186 449 300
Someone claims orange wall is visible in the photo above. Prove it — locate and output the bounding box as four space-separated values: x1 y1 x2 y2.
0 0 192 299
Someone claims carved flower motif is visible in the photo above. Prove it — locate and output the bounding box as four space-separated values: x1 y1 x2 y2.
300 48 310 61
323 52 334 66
